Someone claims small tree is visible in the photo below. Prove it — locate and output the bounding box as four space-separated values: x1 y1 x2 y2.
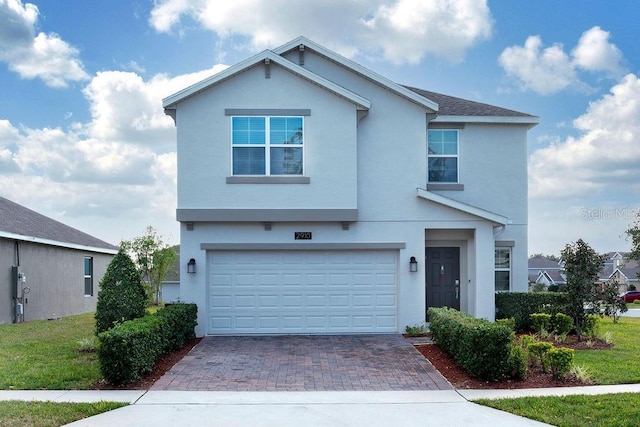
560 239 605 338
122 226 176 305
626 214 640 283
95 248 147 335
598 278 627 323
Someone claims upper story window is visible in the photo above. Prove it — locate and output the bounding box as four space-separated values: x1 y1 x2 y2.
428 129 458 183
231 116 303 175
494 248 511 292
84 256 93 296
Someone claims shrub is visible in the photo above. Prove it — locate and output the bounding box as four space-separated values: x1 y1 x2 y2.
530 313 552 334
98 303 197 385
495 292 569 332
428 307 514 381
405 323 428 337
95 248 147 335
583 314 600 338
496 317 515 331
528 341 553 372
507 341 528 380
552 313 574 336
548 347 574 379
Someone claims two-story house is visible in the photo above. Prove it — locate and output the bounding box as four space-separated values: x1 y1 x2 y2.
163 37 538 337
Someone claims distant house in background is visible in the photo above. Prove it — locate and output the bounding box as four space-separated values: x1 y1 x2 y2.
528 255 565 289
528 252 639 292
0 196 118 324
161 245 181 303
598 252 640 291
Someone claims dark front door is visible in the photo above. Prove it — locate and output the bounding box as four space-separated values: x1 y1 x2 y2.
426 247 460 318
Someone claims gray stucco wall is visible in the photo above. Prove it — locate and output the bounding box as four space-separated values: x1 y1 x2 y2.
0 238 113 324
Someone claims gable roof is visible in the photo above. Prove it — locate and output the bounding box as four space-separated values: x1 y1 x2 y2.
528 256 562 269
416 188 509 225
0 196 118 254
163 50 371 115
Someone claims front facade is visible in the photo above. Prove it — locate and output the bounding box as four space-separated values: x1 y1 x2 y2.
164 37 538 337
0 196 117 324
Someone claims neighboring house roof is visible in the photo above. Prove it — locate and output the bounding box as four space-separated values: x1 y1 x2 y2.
0 196 118 254
528 256 562 270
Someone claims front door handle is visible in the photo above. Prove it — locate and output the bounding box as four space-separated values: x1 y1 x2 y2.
455 287 459 300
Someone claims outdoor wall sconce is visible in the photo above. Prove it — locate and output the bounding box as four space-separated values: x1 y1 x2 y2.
187 258 197 274
409 256 418 272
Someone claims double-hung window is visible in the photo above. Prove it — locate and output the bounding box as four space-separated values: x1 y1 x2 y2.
84 256 93 296
232 116 303 175
428 129 458 183
494 248 511 292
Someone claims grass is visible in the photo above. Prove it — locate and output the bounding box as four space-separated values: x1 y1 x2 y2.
0 312 101 390
0 400 127 427
476 393 640 427
574 317 640 384
475 317 640 426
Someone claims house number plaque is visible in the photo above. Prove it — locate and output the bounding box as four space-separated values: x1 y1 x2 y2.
294 232 312 240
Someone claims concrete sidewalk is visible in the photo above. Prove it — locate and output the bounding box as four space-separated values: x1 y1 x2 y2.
3 385 640 426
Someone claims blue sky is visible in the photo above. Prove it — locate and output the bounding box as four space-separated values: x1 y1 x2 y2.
1 0 639 256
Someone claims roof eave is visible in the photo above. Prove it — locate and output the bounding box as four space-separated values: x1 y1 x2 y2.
431 115 540 127
416 188 509 225
0 231 118 255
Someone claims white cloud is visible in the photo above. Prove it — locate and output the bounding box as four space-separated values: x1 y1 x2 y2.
499 26 626 95
149 0 492 64
0 0 89 87
529 73 640 199
0 64 226 244
499 35 576 95
572 26 625 77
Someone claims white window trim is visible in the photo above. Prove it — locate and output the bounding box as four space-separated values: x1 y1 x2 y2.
230 116 305 177
428 129 459 184
494 247 511 292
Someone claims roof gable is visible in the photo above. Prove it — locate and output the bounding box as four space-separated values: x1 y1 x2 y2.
0 196 118 253
163 49 371 115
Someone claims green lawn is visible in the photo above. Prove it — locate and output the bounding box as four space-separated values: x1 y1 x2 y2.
0 400 127 427
0 313 101 390
475 316 640 426
574 317 640 384
476 393 640 427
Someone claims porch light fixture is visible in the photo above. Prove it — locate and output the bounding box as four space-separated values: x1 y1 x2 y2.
187 258 197 274
409 256 418 272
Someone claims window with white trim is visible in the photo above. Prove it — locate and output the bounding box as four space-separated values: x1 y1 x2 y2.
231 116 303 175
495 248 511 292
84 257 93 296
428 129 458 183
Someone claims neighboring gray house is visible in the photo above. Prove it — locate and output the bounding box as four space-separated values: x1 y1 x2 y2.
0 196 118 324
528 255 565 288
163 37 538 336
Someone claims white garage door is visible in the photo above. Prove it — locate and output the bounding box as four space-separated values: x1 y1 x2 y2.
207 250 398 334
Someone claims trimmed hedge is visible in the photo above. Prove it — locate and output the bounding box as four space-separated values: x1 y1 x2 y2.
495 292 569 332
98 303 197 385
428 307 514 381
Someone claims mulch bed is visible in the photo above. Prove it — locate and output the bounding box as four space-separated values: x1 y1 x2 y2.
415 333 610 389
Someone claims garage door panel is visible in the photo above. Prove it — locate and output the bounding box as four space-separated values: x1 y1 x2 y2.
208 250 398 334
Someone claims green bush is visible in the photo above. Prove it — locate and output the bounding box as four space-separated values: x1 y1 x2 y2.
548 347 574 379
496 317 516 331
428 307 514 381
95 248 147 335
507 341 528 380
528 341 553 372
495 292 569 332
583 314 600 338
552 313 574 336
97 303 197 385
530 313 552 334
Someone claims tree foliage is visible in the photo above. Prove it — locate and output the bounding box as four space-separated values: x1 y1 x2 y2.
95 248 147 335
626 214 640 277
560 239 605 338
121 226 177 305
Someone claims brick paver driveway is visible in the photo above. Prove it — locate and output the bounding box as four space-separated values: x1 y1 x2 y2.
152 335 452 391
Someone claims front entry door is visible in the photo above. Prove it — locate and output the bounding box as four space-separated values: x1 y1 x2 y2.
426 247 460 318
